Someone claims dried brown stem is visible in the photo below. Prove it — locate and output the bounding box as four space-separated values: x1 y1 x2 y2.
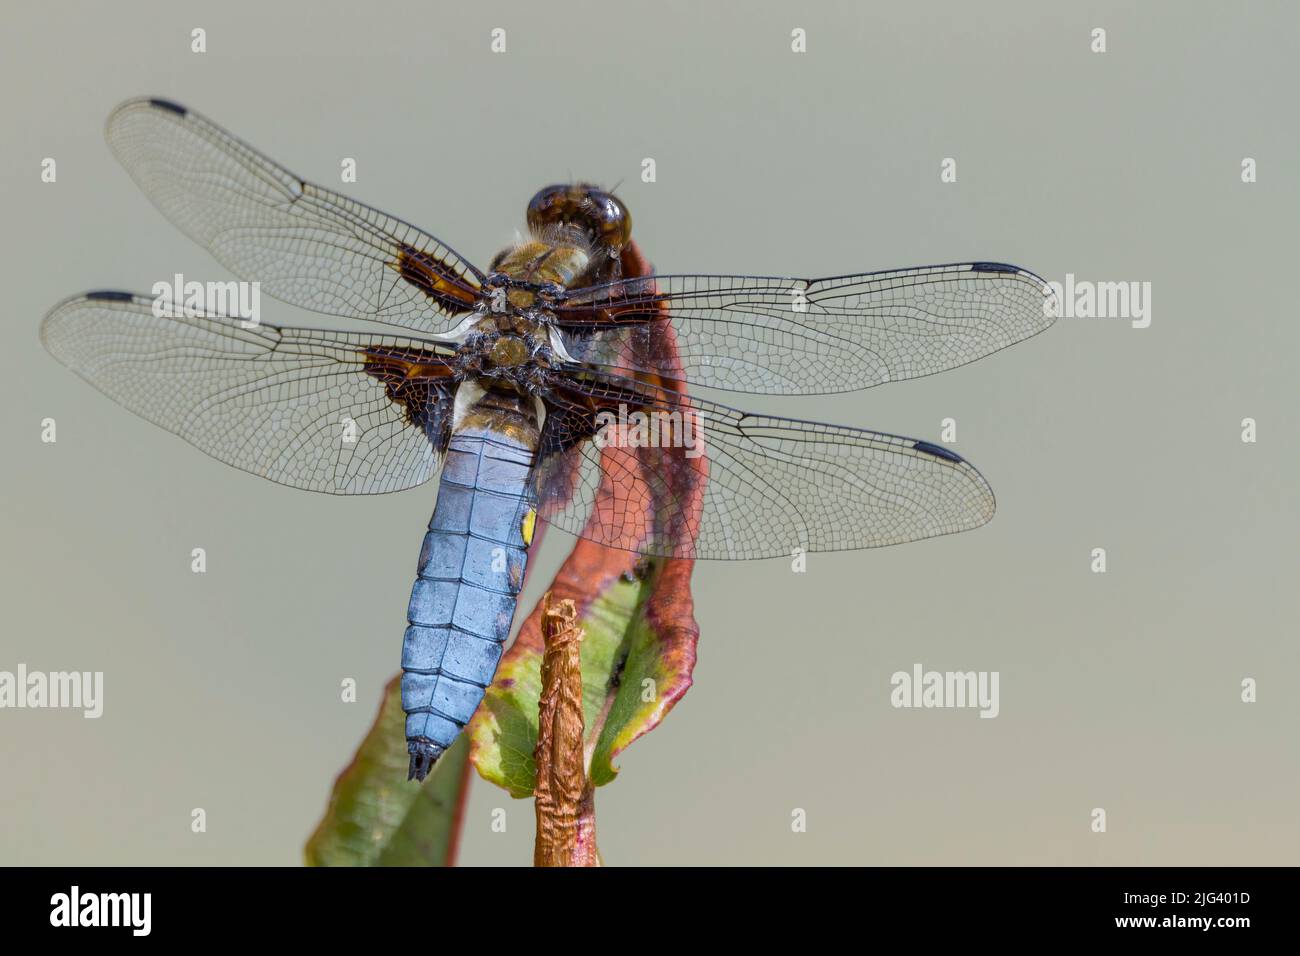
533 593 599 866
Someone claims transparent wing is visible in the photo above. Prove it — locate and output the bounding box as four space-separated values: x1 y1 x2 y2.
106 97 486 333
535 369 995 560
41 292 457 494
553 261 1057 395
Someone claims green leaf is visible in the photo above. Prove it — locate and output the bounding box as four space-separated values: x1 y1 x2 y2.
469 550 699 797
305 674 471 866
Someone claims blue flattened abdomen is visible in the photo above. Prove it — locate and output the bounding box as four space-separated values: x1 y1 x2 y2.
402 387 539 781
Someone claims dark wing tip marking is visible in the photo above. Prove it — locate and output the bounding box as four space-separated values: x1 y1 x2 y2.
912 440 965 464
84 290 138 303
970 261 1022 275
147 97 188 116
970 260 1054 290
971 260 1058 308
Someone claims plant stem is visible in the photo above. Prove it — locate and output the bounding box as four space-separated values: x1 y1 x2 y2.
533 593 598 866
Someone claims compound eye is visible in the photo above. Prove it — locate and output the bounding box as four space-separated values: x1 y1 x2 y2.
525 184 572 235
592 193 632 252
525 183 631 255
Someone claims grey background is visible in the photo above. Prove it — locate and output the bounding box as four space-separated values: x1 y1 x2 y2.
2 0 1296 865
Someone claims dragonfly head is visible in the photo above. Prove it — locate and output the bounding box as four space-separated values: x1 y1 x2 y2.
526 183 631 258
486 183 630 294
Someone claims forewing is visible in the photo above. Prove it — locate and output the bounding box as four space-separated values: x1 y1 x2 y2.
105 97 485 333
41 292 457 494
553 262 1056 395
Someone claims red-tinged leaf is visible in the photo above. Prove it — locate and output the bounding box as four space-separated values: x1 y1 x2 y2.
305 674 471 866
468 548 699 796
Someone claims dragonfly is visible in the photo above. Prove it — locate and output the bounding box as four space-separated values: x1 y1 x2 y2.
42 98 1056 781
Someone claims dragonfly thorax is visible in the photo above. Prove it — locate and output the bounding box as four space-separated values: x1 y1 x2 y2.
488 334 529 368
454 313 553 393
